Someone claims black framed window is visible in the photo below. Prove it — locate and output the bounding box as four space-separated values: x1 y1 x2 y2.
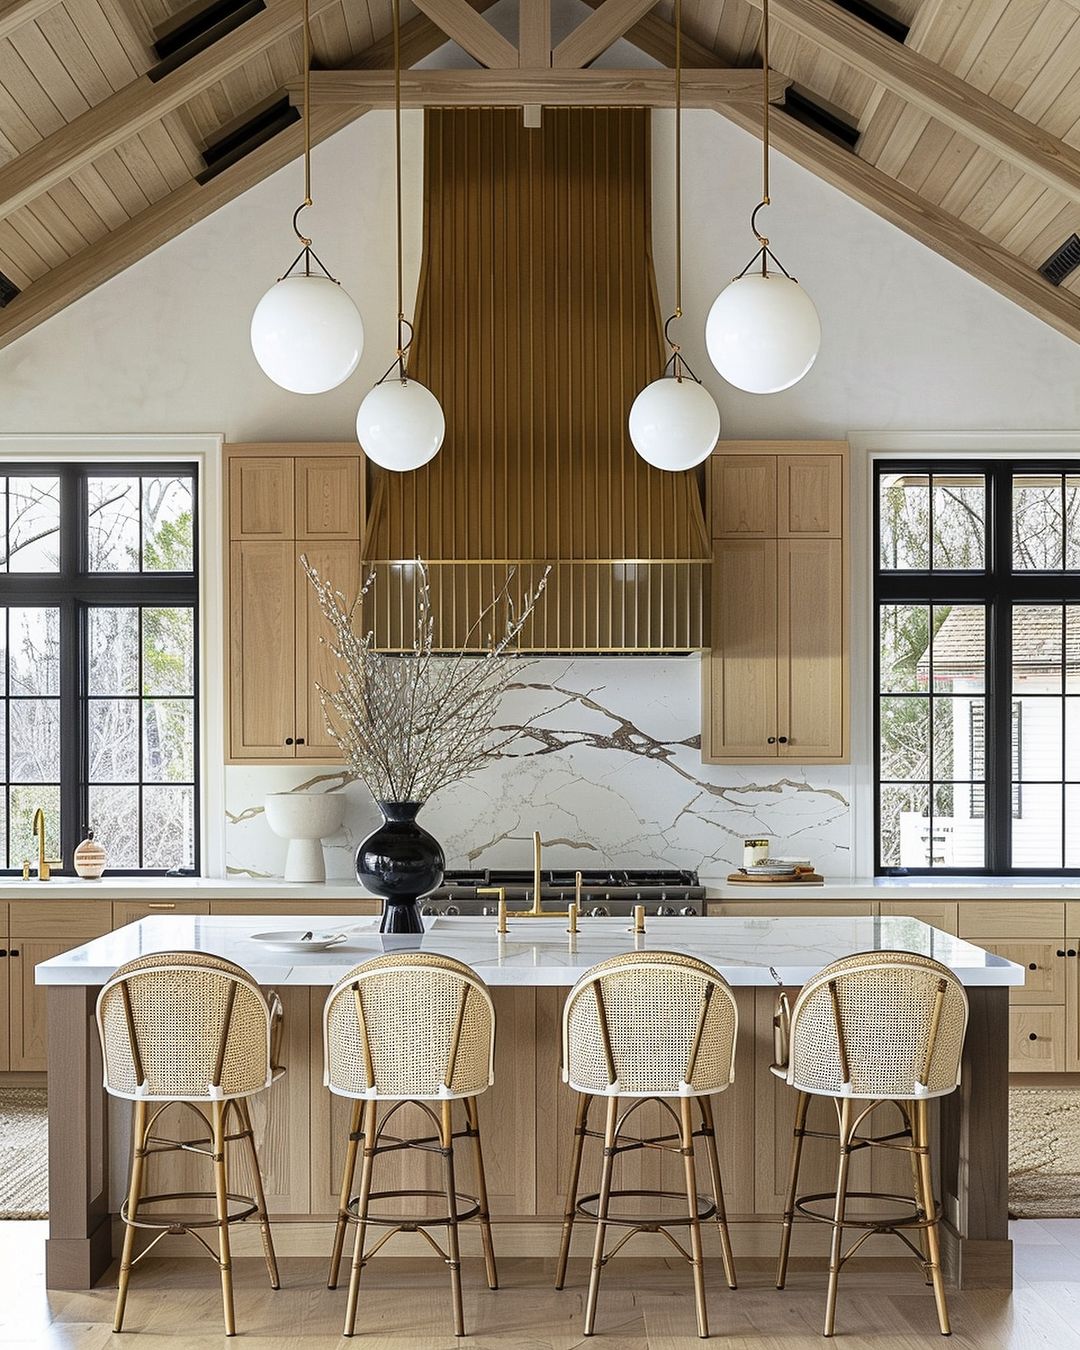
875 462 1079 874
0 465 199 874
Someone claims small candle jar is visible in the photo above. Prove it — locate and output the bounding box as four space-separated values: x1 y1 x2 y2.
743 838 770 868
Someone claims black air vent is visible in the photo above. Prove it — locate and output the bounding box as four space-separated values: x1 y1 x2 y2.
833 0 910 42
150 0 265 80
1039 234 1080 287
782 88 860 149
196 96 301 183
0 271 19 307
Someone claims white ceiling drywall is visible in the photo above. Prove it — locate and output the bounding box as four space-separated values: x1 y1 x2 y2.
1 106 1077 441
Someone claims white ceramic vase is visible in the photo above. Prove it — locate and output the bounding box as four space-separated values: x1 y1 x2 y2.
264 791 348 883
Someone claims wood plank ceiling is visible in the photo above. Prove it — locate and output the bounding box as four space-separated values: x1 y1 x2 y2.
0 0 1078 349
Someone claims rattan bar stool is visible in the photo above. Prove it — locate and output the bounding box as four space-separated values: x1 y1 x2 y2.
322 952 498 1338
555 950 739 1339
772 950 969 1338
96 951 285 1336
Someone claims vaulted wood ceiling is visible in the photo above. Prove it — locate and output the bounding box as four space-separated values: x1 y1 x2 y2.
0 0 1078 350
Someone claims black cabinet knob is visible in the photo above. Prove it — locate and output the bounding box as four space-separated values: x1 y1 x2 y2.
1029 1032 1038 1041
767 736 776 744
296 737 305 745
778 736 789 744
284 737 294 745
1070 950 1078 958
1058 950 1067 957
9 949 18 957
1029 962 1038 970
0 950 7 958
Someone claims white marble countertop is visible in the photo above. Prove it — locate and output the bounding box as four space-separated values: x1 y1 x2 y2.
35 914 1024 988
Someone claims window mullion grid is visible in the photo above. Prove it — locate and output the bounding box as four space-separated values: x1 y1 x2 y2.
59 466 82 870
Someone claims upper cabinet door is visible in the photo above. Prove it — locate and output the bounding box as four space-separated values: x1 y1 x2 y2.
296 457 362 540
776 538 846 760
709 455 777 537
295 543 359 760
229 458 294 539
777 454 844 537
229 542 297 758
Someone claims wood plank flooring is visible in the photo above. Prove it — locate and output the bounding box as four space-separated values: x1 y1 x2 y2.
4 1219 1080 1347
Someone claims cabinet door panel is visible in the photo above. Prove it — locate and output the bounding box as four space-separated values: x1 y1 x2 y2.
703 539 777 760
295 543 360 759
777 538 845 760
229 458 294 539
0 951 9 1071
1009 1005 1066 1072
878 901 958 934
709 455 776 537
778 454 844 537
229 542 297 758
979 940 1066 1004
9 939 70 1071
296 458 361 540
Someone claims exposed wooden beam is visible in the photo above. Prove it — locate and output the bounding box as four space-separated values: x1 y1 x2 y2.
552 0 659 69
591 3 733 68
299 66 789 107
412 0 517 68
346 0 498 68
518 0 551 68
744 0 1080 204
0 0 57 42
722 99 1080 345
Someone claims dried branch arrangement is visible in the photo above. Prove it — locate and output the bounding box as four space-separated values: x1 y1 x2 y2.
300 558 549 804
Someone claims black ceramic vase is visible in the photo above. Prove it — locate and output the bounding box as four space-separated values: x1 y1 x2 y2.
355 801 445 934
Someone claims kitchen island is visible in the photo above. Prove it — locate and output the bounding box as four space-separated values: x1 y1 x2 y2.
37 914 1021 1291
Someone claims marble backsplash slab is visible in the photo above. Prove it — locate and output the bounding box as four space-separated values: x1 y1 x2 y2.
224 657 855 881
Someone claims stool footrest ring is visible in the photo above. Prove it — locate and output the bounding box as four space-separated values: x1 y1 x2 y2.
345 1188 481 1229
794 1191 941 1231
576 1188 717 1228
119 1191 259 1230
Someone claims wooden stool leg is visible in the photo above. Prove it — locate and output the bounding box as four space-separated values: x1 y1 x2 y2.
211 1100 236 1337
583 1095 618 1337
699 1095 737 1291
900 1101 933 1285
680 1097 709 1339
464 1095 499 1291
343 1100 377 1339
235 1098 279 1290
776 1090 810 1290
113 1098 148 1333
328 1099 363 1289
555 1092 592 1290
441 1100 466 1337
914 1098 951 1336
824 1098 854 1339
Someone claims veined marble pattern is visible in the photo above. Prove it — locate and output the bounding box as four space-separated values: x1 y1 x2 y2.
224 657 854 881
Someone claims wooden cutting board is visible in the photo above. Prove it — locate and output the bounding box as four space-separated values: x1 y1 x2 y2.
727 872 824 885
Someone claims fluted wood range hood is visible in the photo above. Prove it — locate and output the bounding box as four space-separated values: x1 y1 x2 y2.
362 107 710 653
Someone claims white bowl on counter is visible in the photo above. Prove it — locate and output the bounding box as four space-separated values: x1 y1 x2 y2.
264 791 348 883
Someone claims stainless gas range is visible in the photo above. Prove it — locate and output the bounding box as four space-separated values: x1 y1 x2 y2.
420 867 706 918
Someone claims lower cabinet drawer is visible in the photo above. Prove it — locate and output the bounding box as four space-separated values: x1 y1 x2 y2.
709 901 875 917
1008 1005 1067 1073
979 939 1069 1004
209 899 381 916
112 900 210 927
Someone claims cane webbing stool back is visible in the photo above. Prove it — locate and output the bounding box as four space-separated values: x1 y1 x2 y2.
774 950 969 1337
322 952 498 1338
96 951 285 1336
556 951 739 1339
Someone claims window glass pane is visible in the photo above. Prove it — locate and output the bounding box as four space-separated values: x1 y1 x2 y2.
7 477 60 572
879 474 929 570
932 697 973 780
1013 606 1063 695
88 786 139 869
1067 476 1080 570
879 784 929 868
142 699 194 783
142 785 194 869
879 604 929 692
88 476 140 572
1067 786 1080 868
1012 783 1062 868
9 784 60 864
931 475 985 570
1068 606 1080 693
932 783 984 869
142 476 194 572
8 608 59 696
1014 474 1064 570
9 699 61 782
931 605 984 693
142 608 194 696
1013 697 1062 781
879 697 929 780
88 608 139 695
1066 699 1080 781
88 700 139 782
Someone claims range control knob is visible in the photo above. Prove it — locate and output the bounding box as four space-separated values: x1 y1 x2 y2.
420 904 440 916
679 905 698 917
444 904 461 916
588 906 610 918
481 905 497 917
656 905 676 917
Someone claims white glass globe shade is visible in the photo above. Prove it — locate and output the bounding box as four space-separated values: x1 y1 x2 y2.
628 376 721 471
356 378 445 471
705 272 821 394
250 274 364 394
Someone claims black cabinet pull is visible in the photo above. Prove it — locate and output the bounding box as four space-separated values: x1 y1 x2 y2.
1058 950 1067 957
284 737 294 746
0 949 7 958
767 736 776 744
296 737 306 745
1071 949 1078 958
1029 962 1038 970
778 736 789 744
9 949 18 957
1029 1032 1038 1041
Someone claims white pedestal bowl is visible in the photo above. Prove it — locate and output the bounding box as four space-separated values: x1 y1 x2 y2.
264 792 348 883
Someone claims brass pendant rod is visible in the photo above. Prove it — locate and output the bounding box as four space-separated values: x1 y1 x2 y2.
758 0 770 272
393 0 406 376
292 0 313 256
674 0 682 322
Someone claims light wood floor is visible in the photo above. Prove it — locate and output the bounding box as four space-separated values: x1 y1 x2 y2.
4 1220 1080 1348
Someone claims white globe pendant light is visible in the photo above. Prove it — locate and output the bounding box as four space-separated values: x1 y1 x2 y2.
356 0 444 473
629 375 720 471
249 0 363 394
706 272 820 394
706 0 820 395
356 377 445 471
629 0 721 472
251 275 364 394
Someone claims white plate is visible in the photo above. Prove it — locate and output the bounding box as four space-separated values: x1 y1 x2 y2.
251 930 347 953
740 865 797 876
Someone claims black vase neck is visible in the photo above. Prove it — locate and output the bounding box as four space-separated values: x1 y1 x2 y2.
378 801 424 824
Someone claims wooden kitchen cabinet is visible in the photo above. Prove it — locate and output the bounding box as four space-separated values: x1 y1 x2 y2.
226 444 365 762
703 442 848 764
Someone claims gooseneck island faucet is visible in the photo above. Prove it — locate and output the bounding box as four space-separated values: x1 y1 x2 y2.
29 807 63 881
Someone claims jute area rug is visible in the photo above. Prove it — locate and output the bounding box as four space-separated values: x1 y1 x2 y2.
0 1085 48 1219
1010 1087 1080 1218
